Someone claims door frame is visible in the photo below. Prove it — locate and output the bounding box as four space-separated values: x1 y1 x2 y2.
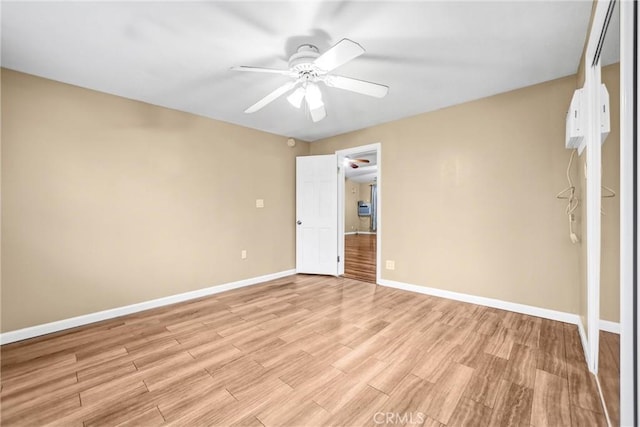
582 0 619 375
619 0 638 423
336 143 382 283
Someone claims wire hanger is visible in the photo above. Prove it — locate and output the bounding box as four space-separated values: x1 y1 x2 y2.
556 149 579 243
601 184 616 215
556 186 575 200
601 184 616 198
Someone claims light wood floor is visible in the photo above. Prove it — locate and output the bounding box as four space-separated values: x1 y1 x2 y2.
1 274 607 426
344 234 376 283
598 330 619 426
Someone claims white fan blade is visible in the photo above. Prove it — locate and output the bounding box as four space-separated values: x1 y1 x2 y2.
314 39 365 72
309 104 326 122
245 81 297 113
231 66 292 76
325 75 388 98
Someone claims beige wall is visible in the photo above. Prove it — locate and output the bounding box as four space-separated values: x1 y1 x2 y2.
1 69 310 332
358 182 374 232
1 63 621 332
344 178 361 233
344 179 376 233
311 74 584 314
600 63 620 322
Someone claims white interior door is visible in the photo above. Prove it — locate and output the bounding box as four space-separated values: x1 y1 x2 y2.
296 155 338 275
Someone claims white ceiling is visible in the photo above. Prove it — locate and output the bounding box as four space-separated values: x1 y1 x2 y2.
345 152 377 183
2 1 602 142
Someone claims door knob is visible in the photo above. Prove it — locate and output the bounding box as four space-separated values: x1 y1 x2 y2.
296 220 302 225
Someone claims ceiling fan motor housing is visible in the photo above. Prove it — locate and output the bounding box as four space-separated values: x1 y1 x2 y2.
289 45 324 80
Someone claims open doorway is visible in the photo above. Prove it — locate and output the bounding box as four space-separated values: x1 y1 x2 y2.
336 144 381 284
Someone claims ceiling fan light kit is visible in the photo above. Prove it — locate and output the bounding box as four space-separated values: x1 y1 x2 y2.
231 38 389 123
286 87 305 108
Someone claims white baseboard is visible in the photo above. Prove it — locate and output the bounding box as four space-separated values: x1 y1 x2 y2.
377 278 581 325
577 320 591 368
0 269 296 345
344 231 376 235
599 319 620 334
345 232 358 235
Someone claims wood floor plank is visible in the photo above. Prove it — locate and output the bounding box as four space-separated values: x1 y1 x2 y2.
325 385 388 427
570 404 608 427
312 356 388 414
489 380 533 426
463 372 503 409
375 373 434 420
80 379 149 406
411 338 461 383
256 382 329 426
368 346 423 395
502 342 537 388
344 234 376 283
83 397 161 427
422 362 474 425
0 274 606 426
483 325 515 359
461 352 507 408
456 331 489 367
563 325 605 416
155 375 237 422
2 392 82 426
448 397 493 427
531 369 571 427
537 349 568 379
260 398 329 427
230 415 266 427
332 333 389 372
114 406 166 427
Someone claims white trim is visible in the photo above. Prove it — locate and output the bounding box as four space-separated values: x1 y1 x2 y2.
344 231 376 235
0 269 296 345
582 0 616 375
594 373 613 427
336 143 382 283
377 279 581 325
584 55 603 374
619 0 636 424
577 320 591 369
585 59 603 373
599 319 621 334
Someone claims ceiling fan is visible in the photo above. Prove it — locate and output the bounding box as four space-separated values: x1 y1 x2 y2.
231 39 389 122
347 158 370 169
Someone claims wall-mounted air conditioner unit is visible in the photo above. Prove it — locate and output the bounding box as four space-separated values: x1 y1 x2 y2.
566 88 584 149
565 85 610 150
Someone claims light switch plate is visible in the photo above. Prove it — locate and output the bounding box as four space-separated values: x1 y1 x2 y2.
256 199 264 208
385 260 395 270
241 250 247 259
